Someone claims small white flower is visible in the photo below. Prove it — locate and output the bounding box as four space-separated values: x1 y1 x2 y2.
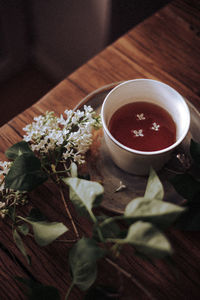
0 201 5 209
115 181 127 192
0 161 12 174
83 105 93 113
57 114 66 125
151 122 160 131
136 113 146 120
132 129 144 137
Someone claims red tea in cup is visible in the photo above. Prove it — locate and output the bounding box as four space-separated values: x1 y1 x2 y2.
108 101 176 152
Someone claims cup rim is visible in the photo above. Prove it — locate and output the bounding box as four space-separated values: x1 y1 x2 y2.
101 79 191 156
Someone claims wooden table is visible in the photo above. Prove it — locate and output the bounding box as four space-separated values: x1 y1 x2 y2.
1 0 200 299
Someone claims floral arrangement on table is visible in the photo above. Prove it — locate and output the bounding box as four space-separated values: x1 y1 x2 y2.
1 105 200 299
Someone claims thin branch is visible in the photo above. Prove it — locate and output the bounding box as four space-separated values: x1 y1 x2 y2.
65 282 74 300
89 210 104 242
58 183 80 239
164 167 184 175
105 257 156 300
56 239 78 243
99 215 125 228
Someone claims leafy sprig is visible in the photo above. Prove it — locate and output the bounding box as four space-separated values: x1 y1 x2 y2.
170 139 200 230
0 107 194 299
63 167 186 298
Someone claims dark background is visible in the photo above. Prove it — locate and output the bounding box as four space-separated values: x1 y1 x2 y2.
0 0 170 126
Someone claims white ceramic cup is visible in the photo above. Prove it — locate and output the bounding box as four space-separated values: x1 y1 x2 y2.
101 79 190 175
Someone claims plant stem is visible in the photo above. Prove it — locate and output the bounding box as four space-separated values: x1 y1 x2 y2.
164 167 184 175
99 215 125 228
105 257 156 300
65 282 74 300
56 239 77 243
50 170 69 175
59 184 80 239
41 164 51 175
48 169 80 240
89 210 104 242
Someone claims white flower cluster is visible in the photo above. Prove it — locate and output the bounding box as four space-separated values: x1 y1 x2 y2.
0 161 30 219
0 161 12 218
0 161 12 192
23 105 101 165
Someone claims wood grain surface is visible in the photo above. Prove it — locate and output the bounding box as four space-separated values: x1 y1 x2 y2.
1 0 200 299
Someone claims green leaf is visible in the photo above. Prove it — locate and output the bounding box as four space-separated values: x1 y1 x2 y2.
13 229 31 264
124 197 185 228
5 141 33 160
69 238 104 291
30 221 68 246
18 223 29 236
28 208 47 222
62 177 104 216
144 168 164 201
5 153 48 191
99 221 121 239
190 139 200 166
93 217 121 241
170 173 200 202
19 216 68 246
15 277 60 300
116 221 173 259
8 206 16 222
70 162 78 177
